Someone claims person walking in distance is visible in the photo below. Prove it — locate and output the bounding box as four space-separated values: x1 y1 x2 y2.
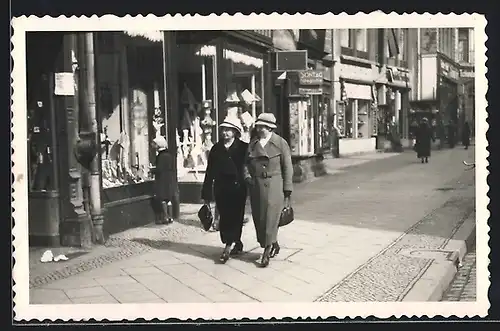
244 113 293 268
415 117 433 164
151 136 175 225
201 116 248 263
462 121 471 149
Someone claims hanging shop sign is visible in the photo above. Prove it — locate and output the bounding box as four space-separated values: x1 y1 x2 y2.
299 70 324 85
298 87 323 95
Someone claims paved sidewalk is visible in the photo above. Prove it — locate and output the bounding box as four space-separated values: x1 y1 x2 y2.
28 147 475 303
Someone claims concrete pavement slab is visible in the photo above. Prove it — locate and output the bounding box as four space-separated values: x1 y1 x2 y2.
30 288 72 304
28 147 477 305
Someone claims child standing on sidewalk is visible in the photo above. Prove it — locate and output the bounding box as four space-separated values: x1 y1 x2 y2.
151 136 175 225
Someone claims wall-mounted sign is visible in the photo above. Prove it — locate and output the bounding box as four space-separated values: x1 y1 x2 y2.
299 87 323 95
54 72 75 96
299 70 323 85
460 67 475 78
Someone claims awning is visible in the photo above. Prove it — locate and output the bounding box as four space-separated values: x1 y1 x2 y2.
196 45 263 68
123 30 163 42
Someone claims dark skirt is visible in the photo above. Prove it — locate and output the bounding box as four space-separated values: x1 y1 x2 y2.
214 181 247 245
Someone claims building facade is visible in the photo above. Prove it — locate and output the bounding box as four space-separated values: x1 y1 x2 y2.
411 27 475 139
26 29 337 246
330 28 417 154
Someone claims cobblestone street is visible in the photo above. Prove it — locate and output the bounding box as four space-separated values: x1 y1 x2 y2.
26 147 476 304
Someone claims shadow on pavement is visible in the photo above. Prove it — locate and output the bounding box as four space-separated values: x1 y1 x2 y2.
131 237 261 266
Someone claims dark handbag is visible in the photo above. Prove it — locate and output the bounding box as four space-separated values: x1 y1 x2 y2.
278 206 294 227
197 204 214 231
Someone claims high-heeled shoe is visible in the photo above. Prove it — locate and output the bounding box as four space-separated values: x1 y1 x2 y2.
220 245 231 263
269 242 280 258
230 241 243 256
260 246 271 268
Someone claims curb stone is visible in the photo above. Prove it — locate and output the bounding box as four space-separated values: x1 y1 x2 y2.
401 209 476 302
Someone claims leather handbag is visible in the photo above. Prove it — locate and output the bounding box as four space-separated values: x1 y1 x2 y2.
278 206 294 227
198 204 214 231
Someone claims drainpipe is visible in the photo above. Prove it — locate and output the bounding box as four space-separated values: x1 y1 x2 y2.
82 32 105 244
330 29 338 158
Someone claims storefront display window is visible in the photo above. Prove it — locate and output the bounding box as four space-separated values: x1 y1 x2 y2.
222 44 265 143
317 95 331 151
345 101 354 138
96 32 164 189
357 100 370 138
27 73 55 192
289 97 314 156
175 43 217 182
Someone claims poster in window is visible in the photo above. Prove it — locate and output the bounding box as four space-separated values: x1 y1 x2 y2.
337 101 346 137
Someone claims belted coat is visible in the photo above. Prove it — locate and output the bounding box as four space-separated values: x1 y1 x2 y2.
244 133 293 247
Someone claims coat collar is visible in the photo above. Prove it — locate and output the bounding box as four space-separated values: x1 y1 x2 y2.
249 133 282 158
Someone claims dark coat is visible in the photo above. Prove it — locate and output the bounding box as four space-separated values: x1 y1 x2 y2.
153 149 175 201
244 133 294 248
201 139 249 245
415 123 432 158
462 122 471 146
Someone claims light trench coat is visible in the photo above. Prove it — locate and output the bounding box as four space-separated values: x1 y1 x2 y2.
244 132 294 247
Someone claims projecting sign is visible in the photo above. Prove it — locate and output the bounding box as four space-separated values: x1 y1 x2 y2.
299 70 324 85
299 87 323 95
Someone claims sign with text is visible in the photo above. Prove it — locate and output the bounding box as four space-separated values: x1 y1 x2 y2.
460 67 475 78
299 87 323 95
299 70 323 85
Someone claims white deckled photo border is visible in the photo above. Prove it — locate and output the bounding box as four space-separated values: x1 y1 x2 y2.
11 12 489 321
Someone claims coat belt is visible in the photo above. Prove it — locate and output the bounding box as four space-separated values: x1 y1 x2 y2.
256 171 281 179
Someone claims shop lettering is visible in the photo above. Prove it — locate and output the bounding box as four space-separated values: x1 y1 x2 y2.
460 69 475 78
299 70 324 85
299 87 323 95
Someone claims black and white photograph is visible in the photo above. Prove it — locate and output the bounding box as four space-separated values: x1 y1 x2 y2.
11 13 488 321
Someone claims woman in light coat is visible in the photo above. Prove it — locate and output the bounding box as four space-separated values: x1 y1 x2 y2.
244 113 293 268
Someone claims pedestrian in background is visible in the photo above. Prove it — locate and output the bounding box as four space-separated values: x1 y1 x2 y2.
447 120 457 148
415 117 433 164
201 116 248 263
462 121 471 149
151 136 175 225
244 113 293 268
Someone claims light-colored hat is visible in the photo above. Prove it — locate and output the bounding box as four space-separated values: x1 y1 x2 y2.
153 135 168 149
254 113 277 129
219 116 243 134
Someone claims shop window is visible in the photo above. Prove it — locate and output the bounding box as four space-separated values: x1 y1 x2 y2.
96 32 164 189
345 101 354 138
174 42 265 182
317 95 331 151
175 43 217 183
357 100 370 138
27 73 55 192
222 43 265 143
289 98 315 156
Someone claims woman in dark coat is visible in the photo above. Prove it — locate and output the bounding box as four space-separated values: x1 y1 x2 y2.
152 135 175 224
244 113 294 268
415 118 433 164
201 116 248 263
462 121 471 149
